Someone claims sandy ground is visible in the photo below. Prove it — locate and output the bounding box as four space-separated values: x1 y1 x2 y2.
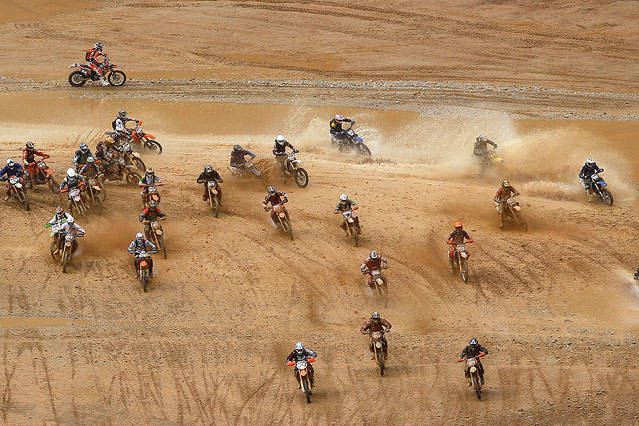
1 1 639 425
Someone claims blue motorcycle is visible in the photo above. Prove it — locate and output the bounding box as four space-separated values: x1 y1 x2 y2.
585 170 613 206
330 122 372 157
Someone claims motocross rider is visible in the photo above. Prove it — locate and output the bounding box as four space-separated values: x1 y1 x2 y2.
579 157 604 202
79 156 102 180
360 312 392 360
262 186 288 226
197 165 224 202
1 159 25 201
59 216 86 254
457 338 488 386
494 179 520 228
113 110 138 143
229 145 256 172
73 143 94 172
473 134 498 157
59 168 86 209
95 137 121 178
273 135 297 182
286 342 317 388
22 141 49 188
139 200 166 240
447 222 474 272
360 251 388 289
86 42 110 86
329 114 355 146
128 232 157 278
46 206 74 253
139 167 163 206
333 193 361 235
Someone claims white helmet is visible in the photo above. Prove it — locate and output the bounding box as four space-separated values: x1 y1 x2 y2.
370 250 379 259
276 135 285 144
335 114 344 121
339 193 348 202
586 157 595 164
67 216 75 225
6 158 14 167
136 232 144 240
67 168 76 178
295 342 304 353
479 134 487 142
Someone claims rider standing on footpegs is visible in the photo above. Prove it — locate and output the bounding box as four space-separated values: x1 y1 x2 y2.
73 143 94 172
446 222 473 272
139 200 166 240
360 312 392 360
139 167 163 206
286 342 317 388
494 179 520 229
360 251 388 290
86 42 110 86
329 114 354 147
262 186 288 227
113 110 138 144
333 193 361 235
229 145 256 172
128 232 157 278
473 134 498 158
273 135 297 183
197 165 224 203
22 141 49 189
579 157 603 202
457 338 488 386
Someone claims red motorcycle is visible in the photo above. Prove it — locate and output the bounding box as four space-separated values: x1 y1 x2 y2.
68 57 126 87
27 158 58 193
130 121 163 154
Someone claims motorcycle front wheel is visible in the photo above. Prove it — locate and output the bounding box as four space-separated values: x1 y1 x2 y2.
601 188 614 206
68 71 86 87
108 70 126 86
294 168 309 188
358 143 372 157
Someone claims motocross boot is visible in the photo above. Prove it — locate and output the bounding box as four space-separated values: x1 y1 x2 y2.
370 351 375 360
383 352 388 360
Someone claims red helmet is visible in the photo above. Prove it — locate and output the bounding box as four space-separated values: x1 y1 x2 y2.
334 114 344 122
454 222 463 229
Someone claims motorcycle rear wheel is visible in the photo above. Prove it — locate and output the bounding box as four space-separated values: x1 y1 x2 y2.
108 70 126 86
68 71 86 87
47 176 59 193
144 139 163 154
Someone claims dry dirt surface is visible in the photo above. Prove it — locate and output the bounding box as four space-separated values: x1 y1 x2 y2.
1 1 639 425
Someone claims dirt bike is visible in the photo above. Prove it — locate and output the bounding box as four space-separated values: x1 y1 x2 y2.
3 176 29 210
99 154 142 185
449 242 472 283
341 210 360 246
142 183 162 207
130 121 162 154
46 221 66 261
104 133 146 173
27 158 58 193
367 268 388 307
269 203 293 240
583 171 613 206
68 59 126 87
331 122 372 157
135 250 156 292
287 357 316 403
84 177 104 215
499 197 527 231
460 357 483 399
145 219 167 259
477 148 504 167
278 150 309 188
61 184 89 221
365 329 390 376
228 161 261 179
60 232 84 273
206 181 222 217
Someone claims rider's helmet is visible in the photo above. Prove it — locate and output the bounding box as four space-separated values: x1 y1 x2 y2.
6 158 14 167
25 141 34 151
149 200 157 209
136 232 144 242
118 110 127 117
87 156 95 164
94 42 104 51
275 135 286 145
295 342 304 354
586 157 595 165
67 168 76 178
469 338 478 347
370 250 379 259
371 311 381 320
55 206 64 217
334 114 344 122
267 185 276 194
454 222 463 230
79 143 89 152
478 134 487 142
233 144 243 152
501 179 509 187
204 164 213 173
339 193 348 203
145 167 154 174
67 216 75 225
